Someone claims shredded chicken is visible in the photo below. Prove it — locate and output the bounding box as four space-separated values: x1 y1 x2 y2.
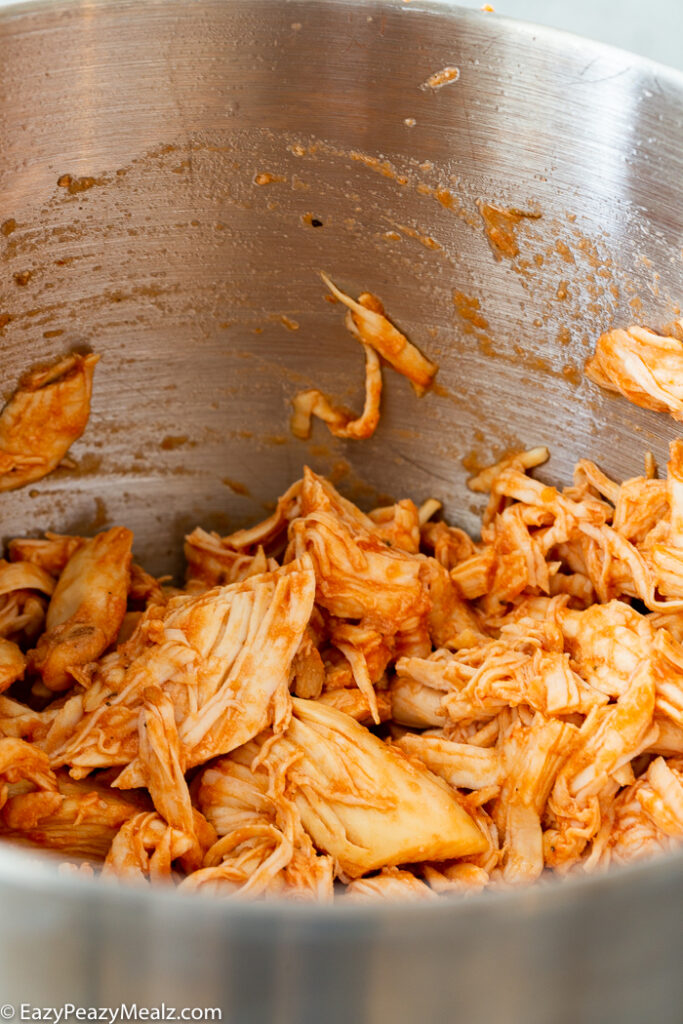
0 353 98 491
290 275 437 440
586 321 683 420
0 326 682 896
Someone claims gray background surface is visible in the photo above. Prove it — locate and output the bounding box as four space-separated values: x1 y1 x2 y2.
457 0 683 70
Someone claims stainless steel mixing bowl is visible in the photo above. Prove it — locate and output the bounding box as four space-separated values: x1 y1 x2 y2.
1 1 683 1020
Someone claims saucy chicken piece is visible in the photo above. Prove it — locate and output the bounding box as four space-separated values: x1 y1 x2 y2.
544 660 657 868
29 527 134 692
320 274 438 394
0 771 148 860
0 353 98 491
259 697 487 878
189 744 333 900
586 320 683 421
292 468 430 628
291 343 382 440
103 811 206 884
48 561 315 782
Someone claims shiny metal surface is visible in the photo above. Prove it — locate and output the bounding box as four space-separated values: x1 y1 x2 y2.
0 1 682 1020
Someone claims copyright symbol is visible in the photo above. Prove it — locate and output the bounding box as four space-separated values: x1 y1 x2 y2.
1 1006 14 1020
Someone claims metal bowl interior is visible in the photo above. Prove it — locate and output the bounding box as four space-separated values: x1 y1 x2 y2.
1 1 683 1020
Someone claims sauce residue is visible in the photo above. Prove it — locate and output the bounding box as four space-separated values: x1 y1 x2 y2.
279 315 300 331
477 201 541 260
160 435 191 451
1 219 17 237
396 224 441 250
253 172 285 186
222 477 251 496
57 174 104 195
421 66 460 90
453 291 489 331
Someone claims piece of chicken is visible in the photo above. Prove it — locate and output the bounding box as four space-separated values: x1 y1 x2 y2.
544 660 657 868
0 639 26 695
396 733 503 792
586 320 683 421
29 527 134 692
0 558 56 648
291 344 382 440
188 744 333 900
258 697 487 878
0 771 148 860
8 533 83 576
136 685 212 872
494 711 578 882
320 274 438 394
0 736 58 812
346 867 437 902
184 530 274 589
48 561 315 782
103 811 208 884
0 352 98 491
292 468 430 628
316 687 392 725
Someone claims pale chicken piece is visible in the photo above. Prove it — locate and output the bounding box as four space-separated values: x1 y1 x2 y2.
346 867 437 902
650 628 683 729
53 561 315 781
544 660 657 868
291 343 382 440
0 771 148 860
585 320 683 421
493 712 578 883
292 469 430 628
321 273 438 394
390 676 447 729
0 560 55 599
191 745 333 900
103 811 200 884
648 717 683 756
290 629 325 700
316 687 392 725
136 686 214 872
569 459 621 506
396 733 503 791
0 352 98 491
184 530 273 589
29 527 134 692
422 862 490 894
258 697 486 878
